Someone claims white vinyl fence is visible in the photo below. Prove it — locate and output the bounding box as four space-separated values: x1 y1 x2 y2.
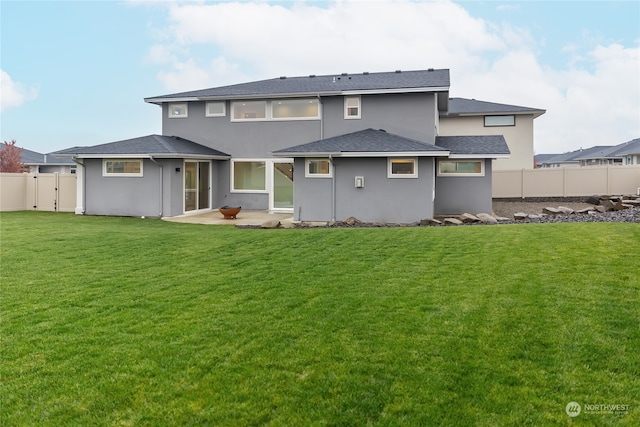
0 173 77 212
493 166 640 198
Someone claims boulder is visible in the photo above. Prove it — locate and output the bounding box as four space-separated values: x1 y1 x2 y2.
261 220 281 229
344 216 362 226
444 217 463 225
594 205 607 213
585 195 601 205
420 218 442 226
557 206 575 214
543 207 562 215
476 213 498 224
576 207 595 214
514 212 529 221
459 213 479 223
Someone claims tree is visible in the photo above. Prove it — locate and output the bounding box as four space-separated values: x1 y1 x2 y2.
0 140 26 172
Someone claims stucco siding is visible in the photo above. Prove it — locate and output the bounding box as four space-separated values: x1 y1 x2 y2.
439 115 534 170
434 159 493 215
293 157 435 223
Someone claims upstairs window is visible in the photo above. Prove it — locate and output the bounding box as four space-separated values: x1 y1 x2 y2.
103 159 143 177
272 99 319 120
232 101 267 121
388 158 417 178
484 115 514 127
344 96 361 119
168 103 188 118
206 101 226 117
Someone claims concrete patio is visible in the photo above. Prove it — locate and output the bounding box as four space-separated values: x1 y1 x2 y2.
162 209 295 226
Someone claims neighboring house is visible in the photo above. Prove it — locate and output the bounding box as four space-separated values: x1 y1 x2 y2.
21 148 76 173
537 146 613 168
56 69 538 222
534 153 560 168
574 138 640 166
438 98 545 170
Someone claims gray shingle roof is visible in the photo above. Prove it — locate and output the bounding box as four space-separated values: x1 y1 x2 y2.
435 135 510 156
575 138 640 159
21 148 75 165
444 98 545 117
54 135 229 158
274 128 449 156
145 69 450 102
538 146 613 164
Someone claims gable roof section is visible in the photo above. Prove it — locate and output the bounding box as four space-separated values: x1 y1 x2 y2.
538 146 613 165
444 98 545 118
21 148 75 165
435 135 510 159
145 69 450 104
54 135 230 159
273 128 449 157
574 138 640 160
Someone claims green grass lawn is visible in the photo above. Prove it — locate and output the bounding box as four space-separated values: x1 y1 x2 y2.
1 212 638 426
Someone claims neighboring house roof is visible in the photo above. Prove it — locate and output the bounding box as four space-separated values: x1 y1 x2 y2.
575 137 640 160
534 153 560 164
21 148 75 166
145 69 451 103
273 128 449 157
539 146 612 165
444 98 545 118
435 135 510 159
54 135 230 159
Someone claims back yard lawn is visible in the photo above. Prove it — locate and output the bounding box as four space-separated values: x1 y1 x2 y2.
1 212 638 426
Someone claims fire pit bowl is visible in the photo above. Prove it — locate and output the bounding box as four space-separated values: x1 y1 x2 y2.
219 206 241 219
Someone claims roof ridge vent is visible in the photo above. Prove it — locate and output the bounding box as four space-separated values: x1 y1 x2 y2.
279 76 286 79
428 68 434 71
341 72 348 76
309 74 316 78
395 70 402 73
363 71 369 75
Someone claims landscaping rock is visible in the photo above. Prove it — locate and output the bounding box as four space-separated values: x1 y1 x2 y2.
476 213 498 224
261 220 281 229
543 207 562 215
514 212 529 220
557 206 575 214
459 213 479 223
444 218 463 225
576 207 595 214
344 216 362 226
585 195 601 205
420 218 442 225
594 205 607 213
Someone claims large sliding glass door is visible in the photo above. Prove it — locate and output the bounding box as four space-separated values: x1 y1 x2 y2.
184 161 210 212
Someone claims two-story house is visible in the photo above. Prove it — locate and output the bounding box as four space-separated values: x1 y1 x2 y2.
55 69 543 222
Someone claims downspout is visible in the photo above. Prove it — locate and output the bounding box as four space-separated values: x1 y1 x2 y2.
71 157 85 214
149 156 164 217
317 94 324 140
330 154 336 221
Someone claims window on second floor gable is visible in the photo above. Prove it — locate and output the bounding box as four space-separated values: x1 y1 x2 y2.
344 96 361 119
232 101 268 121
168 103 188 118
484 115 515 127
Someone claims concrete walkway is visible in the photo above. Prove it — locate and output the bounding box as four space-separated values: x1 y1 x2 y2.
162 209 295 226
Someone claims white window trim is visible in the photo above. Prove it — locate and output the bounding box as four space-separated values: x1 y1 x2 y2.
230 159 268 193
168 103 188 119
231 101 268 122
388 158 418 178
344 96 361 119
102 159 143 177
437 160 485 177
484 115 515 127
205 101 226 117
305 158 332 178
271 99 320 121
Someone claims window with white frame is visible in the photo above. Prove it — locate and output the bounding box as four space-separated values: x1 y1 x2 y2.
388 158 417 178
484 115 514 127
344 96 361 119
438 160 484 176
272 99 319 119
231 160 266 191
168 103 188 118
206 101 226 117
103 159 143 177
305 158 332 177
231 101 267 121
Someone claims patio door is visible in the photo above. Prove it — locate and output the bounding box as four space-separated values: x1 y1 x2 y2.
184 161 210 212
271 161 294 211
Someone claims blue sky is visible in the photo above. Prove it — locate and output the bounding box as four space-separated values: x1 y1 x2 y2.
1 0 639 155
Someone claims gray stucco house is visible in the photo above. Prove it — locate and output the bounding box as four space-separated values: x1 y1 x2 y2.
56 68 537 222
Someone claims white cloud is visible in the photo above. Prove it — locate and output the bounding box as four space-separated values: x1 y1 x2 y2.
0 70 38 112
143 0 640 153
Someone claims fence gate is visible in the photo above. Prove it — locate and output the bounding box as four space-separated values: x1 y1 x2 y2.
1 173 76 212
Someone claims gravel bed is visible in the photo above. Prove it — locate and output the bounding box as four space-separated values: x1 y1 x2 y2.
491 200 639 224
